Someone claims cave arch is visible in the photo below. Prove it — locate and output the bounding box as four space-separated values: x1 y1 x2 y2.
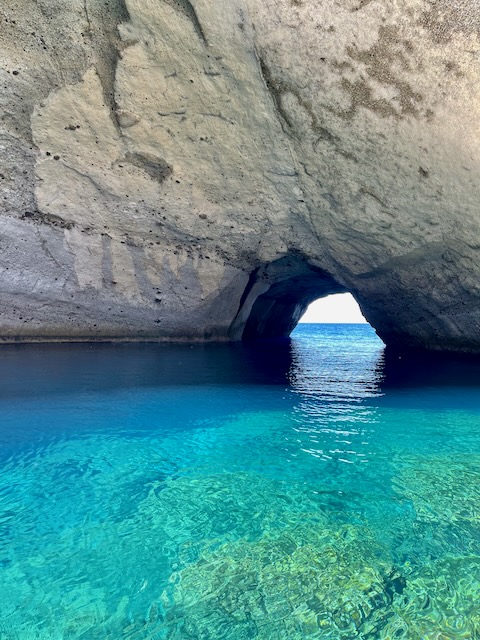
230 255 351 340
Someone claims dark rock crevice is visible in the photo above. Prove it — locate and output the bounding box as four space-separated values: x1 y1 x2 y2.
85 0 131 131
124 152 173 183
162 0 208 46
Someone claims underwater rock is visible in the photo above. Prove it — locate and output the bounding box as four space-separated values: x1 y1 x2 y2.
159 524 395 639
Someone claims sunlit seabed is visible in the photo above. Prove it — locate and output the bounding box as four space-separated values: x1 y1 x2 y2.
1 325 480 638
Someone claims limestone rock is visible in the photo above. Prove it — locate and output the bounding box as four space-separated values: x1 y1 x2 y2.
1 0 480 351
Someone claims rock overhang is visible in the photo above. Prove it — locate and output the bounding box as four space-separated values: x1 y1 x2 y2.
0 0 479 352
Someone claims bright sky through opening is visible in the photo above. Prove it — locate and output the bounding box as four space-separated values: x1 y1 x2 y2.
299 293 367 323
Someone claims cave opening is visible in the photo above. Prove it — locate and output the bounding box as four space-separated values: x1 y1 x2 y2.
297 293 367 325
231 255 371 341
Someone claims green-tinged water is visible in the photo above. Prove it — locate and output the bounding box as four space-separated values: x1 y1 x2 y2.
1 325 480 638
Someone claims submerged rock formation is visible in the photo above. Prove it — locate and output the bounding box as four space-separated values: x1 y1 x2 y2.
1 0 479 351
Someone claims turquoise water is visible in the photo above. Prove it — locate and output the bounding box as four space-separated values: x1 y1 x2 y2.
1 324 480 638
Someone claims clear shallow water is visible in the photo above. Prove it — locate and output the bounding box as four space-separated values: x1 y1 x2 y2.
1 325 480 638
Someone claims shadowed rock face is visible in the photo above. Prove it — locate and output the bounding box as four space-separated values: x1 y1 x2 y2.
0 0 479 351
233 256 346 340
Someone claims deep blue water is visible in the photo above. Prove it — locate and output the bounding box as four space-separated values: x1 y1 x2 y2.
1 324 480 638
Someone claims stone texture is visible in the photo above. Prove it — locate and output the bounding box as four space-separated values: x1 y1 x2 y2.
1 0 480 351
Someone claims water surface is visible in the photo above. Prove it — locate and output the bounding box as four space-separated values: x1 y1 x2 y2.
1 325 480 638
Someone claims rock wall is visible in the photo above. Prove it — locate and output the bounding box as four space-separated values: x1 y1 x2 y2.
1 0 480 351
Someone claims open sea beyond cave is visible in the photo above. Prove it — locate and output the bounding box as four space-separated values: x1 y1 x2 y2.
2 325 480 639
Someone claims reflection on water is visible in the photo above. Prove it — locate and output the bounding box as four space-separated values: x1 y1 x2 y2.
1 326 480 638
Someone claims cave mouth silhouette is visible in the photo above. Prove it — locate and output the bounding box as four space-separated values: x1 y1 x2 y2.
230 255 367 341
297 292 368 325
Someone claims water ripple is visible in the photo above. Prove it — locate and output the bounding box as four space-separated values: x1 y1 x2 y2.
0 327 480 637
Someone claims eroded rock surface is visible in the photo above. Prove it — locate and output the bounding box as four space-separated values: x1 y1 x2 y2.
1 0 479 350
